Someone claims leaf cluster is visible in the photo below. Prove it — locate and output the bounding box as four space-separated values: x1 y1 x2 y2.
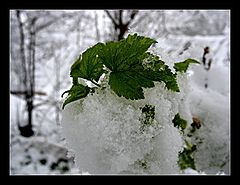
62 34 199 109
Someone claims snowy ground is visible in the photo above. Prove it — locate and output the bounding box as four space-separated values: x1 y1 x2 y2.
156 33 230 175
10 95 81 175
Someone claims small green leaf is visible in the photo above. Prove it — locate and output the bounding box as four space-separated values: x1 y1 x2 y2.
174 59 200 73
172 113 187 131
135 153 151 170
70 43 105 82
140 104 155 127
157 68 179 92
62 84 90 109
178 140 197 170
136 159 149 170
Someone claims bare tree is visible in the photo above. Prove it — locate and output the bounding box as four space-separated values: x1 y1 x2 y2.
13 10 37 137
11 10 66 137
105 10 138 41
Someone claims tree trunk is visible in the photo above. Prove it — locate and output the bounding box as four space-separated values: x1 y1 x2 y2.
105 10 138 41
18 98 34 137
15 11 38 137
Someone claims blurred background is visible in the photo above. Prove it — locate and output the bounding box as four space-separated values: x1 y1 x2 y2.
10 10 230 175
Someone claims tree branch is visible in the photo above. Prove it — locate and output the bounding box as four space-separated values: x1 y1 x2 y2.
126 10 138 26
130 12 147 28
16 10 27 90
29 17 37 98
11 90 46 96
35 18 60 33
119 10 123 26
105 10 118 27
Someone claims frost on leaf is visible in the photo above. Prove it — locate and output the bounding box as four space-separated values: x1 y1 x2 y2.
143 52 180 92
174 59 200 73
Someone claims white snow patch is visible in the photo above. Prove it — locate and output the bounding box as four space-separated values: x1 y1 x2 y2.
61 74 190 174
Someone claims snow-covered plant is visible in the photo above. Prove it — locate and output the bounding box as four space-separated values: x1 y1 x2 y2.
172 113 200 171
61 33 200 174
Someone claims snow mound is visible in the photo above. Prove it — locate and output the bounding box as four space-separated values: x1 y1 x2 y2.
183 168 206 175
61 31 230 175
188 82 230 174
61 73 191 174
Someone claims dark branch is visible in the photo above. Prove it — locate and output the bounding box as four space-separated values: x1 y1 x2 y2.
16 10 28 89
35 18 61 32
131 12 147 28
105 10 118 27
11 90 47 96
119 10 123 26
126 10 139 26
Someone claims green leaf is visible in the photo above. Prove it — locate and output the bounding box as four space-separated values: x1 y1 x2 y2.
172 113 187 131
142 52 165 71
140 104 155 127
62 33 190 105
135 153 151 170
142 53 180 92
70 43 105 82
109 70 154 100
62 84 90 109
174 59 200 73
157 68 179 92
136 159 149 170
99 34 179 100
98 33 157 72
178 140 197 170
